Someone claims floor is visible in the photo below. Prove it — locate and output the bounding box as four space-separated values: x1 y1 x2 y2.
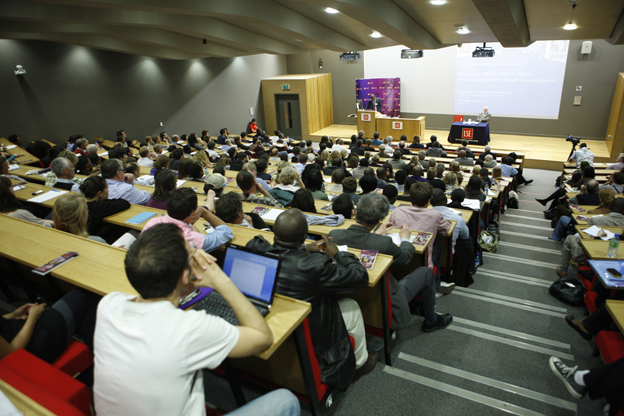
310 124 612 171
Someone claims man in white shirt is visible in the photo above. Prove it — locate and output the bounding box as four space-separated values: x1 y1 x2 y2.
569 143 595 168
331 139 347 154
101 158 151 205
293 153 309 175
93 224 300 416
137 146 154 168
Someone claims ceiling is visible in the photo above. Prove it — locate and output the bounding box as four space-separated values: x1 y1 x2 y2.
0 0 622 60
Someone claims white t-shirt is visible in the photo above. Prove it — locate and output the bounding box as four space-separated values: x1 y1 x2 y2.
94 292 240 416
137 157 154 168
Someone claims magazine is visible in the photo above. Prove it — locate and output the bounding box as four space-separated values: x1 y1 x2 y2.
359 250 378 269
412 232 431 246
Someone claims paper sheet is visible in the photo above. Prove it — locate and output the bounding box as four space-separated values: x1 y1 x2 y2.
7 164 19 171
461 199 481 210
112 232 137 249
387 233 415 246
98 151 109 156
582 225 616 241
176 180 187 187
27 189 67 204
337 245 349 252
5 145 17 149
260 209 284 221
448 208 463 216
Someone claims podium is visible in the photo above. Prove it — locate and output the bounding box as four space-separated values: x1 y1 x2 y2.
376 116 425 140
356 110 378 138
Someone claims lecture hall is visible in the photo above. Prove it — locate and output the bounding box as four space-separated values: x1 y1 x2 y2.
1 1 624 415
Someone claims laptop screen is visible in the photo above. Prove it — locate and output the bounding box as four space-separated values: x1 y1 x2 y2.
222 246 279 303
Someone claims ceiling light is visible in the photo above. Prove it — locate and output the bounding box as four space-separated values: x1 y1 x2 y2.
325 7 339 14
370 31 382 38
563 1 578 30
430 0 447 4
14 65 26 75
457 27 470 34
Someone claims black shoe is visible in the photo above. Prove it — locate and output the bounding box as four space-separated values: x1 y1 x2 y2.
549 357 587 399
565 315 593 340
422 313 453 333
365 334 384 352
525 179 534 185
536 198 546 206
352 350 379 382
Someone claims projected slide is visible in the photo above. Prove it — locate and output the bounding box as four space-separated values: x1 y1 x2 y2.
363 41 569 119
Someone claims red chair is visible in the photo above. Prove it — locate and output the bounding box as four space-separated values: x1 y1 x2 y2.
595 331 624 363
453 115 464 122
584 291 598 314
0 349 91 415
52 339 93 377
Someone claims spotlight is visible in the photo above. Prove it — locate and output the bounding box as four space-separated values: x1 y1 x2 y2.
14 65 26 75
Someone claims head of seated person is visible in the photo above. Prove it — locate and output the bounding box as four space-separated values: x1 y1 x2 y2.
215 192 245 224
166 188 198 222
204 175 226 197
101 158 125 181
412 165 424 177
273 209 308 249
395 170 406 186
356 192 389 229
598 188 616 209
139 147 150 159
450 188 466 206
435 163 445 177
610 197 624 215
359 174 377 195
430 188 447 208
53 193 89 237
347 155 359 169
153 155 169 171
189 163 205 181
443 172 458 188
291 188 316 213
363 167 375 177
227 148 237 159
382 184 398 205
582 166 595 179
303 169 323 192
410 182 434 208
125 162 140 179
109 146 127 162
377 167 387 181
213 166 226 176
332 168 346 185
152 169 177 203
277 166 298 186
585 179 599 194
332 193 354 219
342 177 357 194
0 176 24 213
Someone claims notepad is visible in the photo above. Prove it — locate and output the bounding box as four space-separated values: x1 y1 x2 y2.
176 180 187 187
8 164 19 171
27 189 67 204
125 212 158 224
461 199 481 210
112 232 137 248
12 185 26 192
5 145 17 150
260 209 284 221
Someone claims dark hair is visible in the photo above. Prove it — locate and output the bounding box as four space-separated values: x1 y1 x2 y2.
30 140 52 159
213 166 226 176
220 128 226 135
582 166 596 179
125 224 189 299
75 155 92 174
79 176 107 199
214 192 243 223
236 170 256 197
170 148 184 160
189 162 204 180
255 158 268 173
203 183 224 197
303 169 323 192
450 188 465 203
109 146 126 161
395 169 406 185
382 184 398 202
177 158 193 179
359 158 369 167
410 182 433 207
152 169 177 202
167 188 198 220
292 189 316 213
332 193 354 218
343 177 357 193
613 172 624 185
332 168 346 184
465 174 484 198
125 162 140 178
359 174 378 194
0 176 24 212
610 197 624 215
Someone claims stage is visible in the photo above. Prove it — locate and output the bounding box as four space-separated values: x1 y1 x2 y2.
309 124 612 171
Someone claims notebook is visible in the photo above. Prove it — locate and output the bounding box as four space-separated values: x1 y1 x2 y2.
189 244 282 325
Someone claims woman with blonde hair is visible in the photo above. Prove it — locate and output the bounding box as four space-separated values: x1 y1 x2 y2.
588 188 616 215
192 149 213 169
329 150 341 162
492 166 503 179
269 165 304 206
151 154 170 176
53 193 107 244
271 160 290 184
320 149 330 163
443 172 459 191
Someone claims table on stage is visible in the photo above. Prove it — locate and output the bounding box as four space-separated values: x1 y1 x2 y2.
448 121 490 145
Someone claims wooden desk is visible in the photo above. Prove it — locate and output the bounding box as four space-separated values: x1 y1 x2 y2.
376 116 425 139
11 180 66 209
0 138 39 165
580 239 624 260
0 379 57 416
575 226 624 239
606 300 624 334
356 110 378 138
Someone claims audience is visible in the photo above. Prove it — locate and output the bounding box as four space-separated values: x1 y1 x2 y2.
79 176 131 239
147 169 177 210
53 193 108 244
101 159 151 205
0 176 52 227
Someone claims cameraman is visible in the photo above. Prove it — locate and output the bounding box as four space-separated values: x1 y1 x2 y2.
568 143 594 168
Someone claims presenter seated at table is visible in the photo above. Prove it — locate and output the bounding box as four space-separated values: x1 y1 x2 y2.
366 94 382 112
476 106 491 123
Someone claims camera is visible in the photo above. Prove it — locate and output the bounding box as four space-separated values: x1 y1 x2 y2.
566 135 581 146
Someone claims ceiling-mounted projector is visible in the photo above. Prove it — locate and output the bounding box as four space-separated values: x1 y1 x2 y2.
472 42 495 58
401 49 423 59
339 52 361 60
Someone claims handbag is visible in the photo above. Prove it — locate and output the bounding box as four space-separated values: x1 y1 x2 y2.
549 277 585 306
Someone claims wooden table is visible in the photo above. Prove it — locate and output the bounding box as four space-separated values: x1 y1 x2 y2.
575 225 624 239
606 300 624 334
580 239 624 260
0 138 39 166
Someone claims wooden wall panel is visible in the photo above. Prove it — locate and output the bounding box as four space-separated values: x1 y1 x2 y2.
605 73 624 158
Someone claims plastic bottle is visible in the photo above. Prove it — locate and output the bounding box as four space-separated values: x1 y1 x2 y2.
608 234 620 258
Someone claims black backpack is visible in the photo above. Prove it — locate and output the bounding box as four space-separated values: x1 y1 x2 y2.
549 277 585 306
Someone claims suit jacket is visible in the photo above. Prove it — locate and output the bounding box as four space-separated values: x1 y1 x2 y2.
328 225 413 329
426 148 447 158
366 97 382 111
588 213 624 227
477 111 491 122
479 151 497 161
569 193 600 206
455 157 475 166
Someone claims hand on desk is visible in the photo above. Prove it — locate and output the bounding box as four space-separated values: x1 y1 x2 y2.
307 236 338 258
375 222 394 236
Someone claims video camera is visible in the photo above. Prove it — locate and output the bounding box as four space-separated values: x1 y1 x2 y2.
566 135 581 146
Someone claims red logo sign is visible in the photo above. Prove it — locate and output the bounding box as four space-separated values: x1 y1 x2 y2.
462 128 473 139
361 113 371 122
393 122 403 130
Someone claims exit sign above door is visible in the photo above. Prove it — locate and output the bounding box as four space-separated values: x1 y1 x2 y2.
281 84 290 90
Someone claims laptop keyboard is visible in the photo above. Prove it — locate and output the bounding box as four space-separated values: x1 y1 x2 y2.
192 291 269 326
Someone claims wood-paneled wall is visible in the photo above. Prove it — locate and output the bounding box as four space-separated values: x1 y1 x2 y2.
605 73 624 159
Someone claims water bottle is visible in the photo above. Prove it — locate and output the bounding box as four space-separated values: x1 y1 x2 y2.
608 234 620 258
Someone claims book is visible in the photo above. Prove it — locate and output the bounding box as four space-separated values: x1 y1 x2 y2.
33 252 79 276
575 215 589 222
359 250 378 269
569 205 586 213
226 177 235 184
112 232 137 249
412 232 431 246
251 206 270 216
125 212 158 224
320 203 332 211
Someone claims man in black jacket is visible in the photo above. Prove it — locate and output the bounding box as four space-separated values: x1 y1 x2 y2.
328 193 452 332
246 209 376 388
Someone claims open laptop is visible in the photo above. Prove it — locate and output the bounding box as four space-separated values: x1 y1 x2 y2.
186 244 281 325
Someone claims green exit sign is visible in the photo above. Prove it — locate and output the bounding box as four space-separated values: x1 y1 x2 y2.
281 84 290 90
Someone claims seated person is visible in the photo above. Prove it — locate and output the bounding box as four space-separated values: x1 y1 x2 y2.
500 156 532 187
269 166 303 207
302 169 328 201
377 144 392 159
443 172 459 192
188 162 207 183
137 146 154 168
478 145 497 161
323 158 351 178
483 154 497 169
607 153 624 170
359 174 378 197
125 162 153 186
382 185 398 210
143 188 233 252
476 106 490 123
329 193 452 332
50 157 78 191
101 159 151 205
53 193 108 244
255 157 272 181
430 188 469 254
332 193 354 219
0 289 99 363
94 224 299 415
236 169 283 208
79 176 131 241
371 132 382 146
332 168 346 186
352 158 369 180
426 141 447 158
342 177 361 205
214 191 269 230
147 169 177 210
398 141 412 155
229 152 248 171
448 188 466 209
465 175 486 202
0 176 52 227
389 182 452 283
168 148 184 170
246 210 375 388
558 197 624 277
291 188 317 213
599 171 624 194
388 151 406 171
454 150 474 166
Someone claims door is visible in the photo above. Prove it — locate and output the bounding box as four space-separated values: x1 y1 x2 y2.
275 94 302 139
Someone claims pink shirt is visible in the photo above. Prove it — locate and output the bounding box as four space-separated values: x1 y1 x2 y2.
389 205 451 269
142 215 205 248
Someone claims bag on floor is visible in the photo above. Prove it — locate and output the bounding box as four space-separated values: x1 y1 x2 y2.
477 230 499 253
548 277 585 306
507 190 519 209
486 220 500 239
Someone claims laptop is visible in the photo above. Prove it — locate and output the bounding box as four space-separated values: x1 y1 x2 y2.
183 244 281 325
